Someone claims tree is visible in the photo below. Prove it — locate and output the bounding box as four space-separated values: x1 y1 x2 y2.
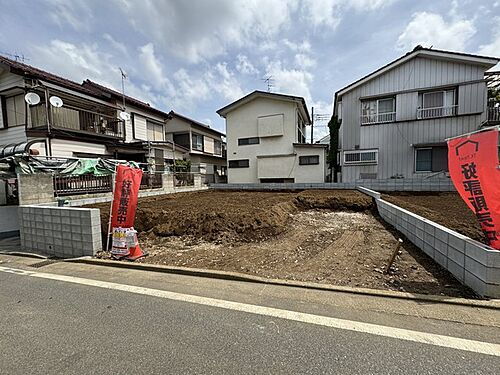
327 115 341 182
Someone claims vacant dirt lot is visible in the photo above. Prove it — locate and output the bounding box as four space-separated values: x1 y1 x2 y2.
384 192 485 244
89 190 474 298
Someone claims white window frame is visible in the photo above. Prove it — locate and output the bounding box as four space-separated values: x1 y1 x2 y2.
191 132 204 151
360 97 396 125
417 89 457 119
343 149 378 165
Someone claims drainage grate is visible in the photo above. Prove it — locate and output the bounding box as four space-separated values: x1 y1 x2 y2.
29 259 61 268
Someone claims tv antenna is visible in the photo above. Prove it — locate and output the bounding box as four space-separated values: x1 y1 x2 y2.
310 107 331 143
119 67 127 109
1 51 29 62
261 76 274 92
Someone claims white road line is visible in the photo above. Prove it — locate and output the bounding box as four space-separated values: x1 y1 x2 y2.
1 265 499 357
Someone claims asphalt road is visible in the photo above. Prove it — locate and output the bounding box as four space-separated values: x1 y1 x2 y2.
0 256 499 374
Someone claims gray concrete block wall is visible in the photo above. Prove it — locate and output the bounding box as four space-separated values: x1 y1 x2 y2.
210 178 455 192
375 198 500 298
17 174 55 205
19 205 102 258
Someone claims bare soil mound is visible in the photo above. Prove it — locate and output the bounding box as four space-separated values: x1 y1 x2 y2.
384 192 485 244
91 190 373 243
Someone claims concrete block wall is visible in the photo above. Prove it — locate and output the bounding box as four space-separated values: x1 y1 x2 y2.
19 205 102 258
210 178 455 192
375 198 500 298
17 174 55 205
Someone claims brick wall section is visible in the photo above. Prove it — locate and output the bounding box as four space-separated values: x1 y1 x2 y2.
17 174 55 205
210 178 456 192
375 198 500 298
19 205 101 258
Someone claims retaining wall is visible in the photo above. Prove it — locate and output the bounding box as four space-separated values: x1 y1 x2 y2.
211 178 455 192
17 174 54 205
374 197 500 298
19 205 101 258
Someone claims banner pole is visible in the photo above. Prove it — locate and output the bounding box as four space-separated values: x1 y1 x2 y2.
445 125 500 142
105 165 118 253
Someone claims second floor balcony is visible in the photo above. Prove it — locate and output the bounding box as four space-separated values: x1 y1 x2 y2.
28 102 124 139
360 111 396 125
417 105 458 120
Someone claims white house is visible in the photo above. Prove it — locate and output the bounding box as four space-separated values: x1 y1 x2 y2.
334 46 500 182
217 90 327 183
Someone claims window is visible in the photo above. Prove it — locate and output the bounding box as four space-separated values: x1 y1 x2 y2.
417 89 456 119
343 149 378 165
299 155 320 165
415 147 448 172
5 94 26 127
147 121 164 141
238 137 259 146
361 97 395 124
214 140 222 155
228 159 249 168
192 133 204 151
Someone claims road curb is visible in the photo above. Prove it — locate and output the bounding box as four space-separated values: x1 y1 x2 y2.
68 258 500 310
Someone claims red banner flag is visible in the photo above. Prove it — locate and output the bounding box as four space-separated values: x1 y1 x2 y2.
447 129 500 250
111 165 143 229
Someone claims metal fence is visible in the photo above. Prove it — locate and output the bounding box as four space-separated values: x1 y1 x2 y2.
174 172 194 187
140 173 163 190
53 174 113 196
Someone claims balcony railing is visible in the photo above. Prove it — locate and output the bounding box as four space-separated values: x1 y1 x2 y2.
487 106 500 125
29 105 124 138
360 112 396 125
417 105 458 119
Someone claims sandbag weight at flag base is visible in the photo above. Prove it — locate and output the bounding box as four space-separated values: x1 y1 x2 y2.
447 128 500 250
109 165 147 260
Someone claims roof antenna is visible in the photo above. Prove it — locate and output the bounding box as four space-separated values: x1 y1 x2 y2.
118 68 131 121
261 76 274 92
1 51 29 62
119 67 127 109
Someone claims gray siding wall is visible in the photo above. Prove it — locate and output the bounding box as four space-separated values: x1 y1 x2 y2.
340 56 489 182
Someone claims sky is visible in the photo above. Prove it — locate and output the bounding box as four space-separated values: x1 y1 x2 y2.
0 0 499 140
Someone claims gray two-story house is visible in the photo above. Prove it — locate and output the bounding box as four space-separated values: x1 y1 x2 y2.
334 46 499 182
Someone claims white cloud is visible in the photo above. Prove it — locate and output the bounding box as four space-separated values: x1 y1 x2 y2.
32 39 162 106
478 17 500 56
266 60 313 101
295 53 316 68
138 43 173 92
213 62 245 101
397 12 476 51
45 0 93 31
116 0 299 63
236 54 258 75
283 39 311 53
301 0 396 28
103 34 128 56
170 62 244 111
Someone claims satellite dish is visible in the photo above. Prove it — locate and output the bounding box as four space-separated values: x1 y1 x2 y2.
119 111 130 121
49 96 63 108
24 92 40 105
